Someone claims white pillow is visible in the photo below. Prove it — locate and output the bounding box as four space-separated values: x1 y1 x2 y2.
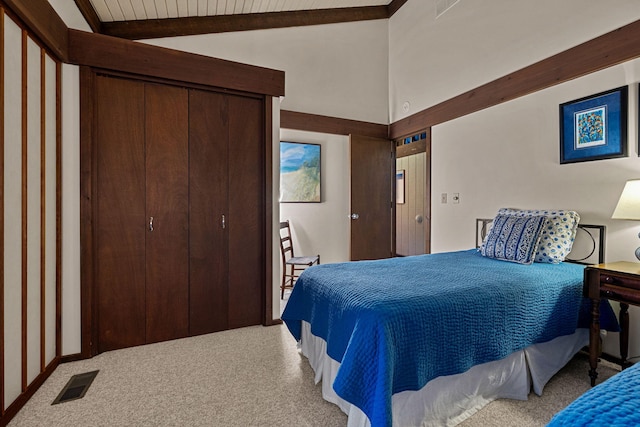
497 208 580 264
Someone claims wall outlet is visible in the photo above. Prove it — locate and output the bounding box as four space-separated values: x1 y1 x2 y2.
441 193 447 204
452 193 460 204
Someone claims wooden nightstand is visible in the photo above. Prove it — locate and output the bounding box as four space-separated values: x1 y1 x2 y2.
584 262 640 386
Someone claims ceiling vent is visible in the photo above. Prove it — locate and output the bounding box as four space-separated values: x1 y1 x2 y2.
436 0 461 18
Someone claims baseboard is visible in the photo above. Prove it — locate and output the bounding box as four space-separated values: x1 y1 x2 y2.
60 352 87 364
0 357 59 427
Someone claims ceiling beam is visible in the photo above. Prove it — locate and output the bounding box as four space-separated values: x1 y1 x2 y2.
73 0 102 33
100 6 390 40
387 0 409 17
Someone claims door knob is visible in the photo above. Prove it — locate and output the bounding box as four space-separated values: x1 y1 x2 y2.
149 216 154 232
350 213 359 220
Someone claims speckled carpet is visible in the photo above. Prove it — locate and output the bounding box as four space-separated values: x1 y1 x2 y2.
9 324 619 427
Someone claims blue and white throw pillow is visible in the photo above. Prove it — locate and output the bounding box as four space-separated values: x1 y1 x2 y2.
497 208 580 264
481 214 546 264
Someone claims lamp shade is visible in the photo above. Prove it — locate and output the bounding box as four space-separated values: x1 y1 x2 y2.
612 179 640 220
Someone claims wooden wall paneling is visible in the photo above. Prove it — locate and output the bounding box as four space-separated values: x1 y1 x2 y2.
417 153 427 255
67 30 285 98
3 11 22 411
396 138 426 158
396 156 406 256
228 95 264 329
144 83 190 344
95 75 146 352
188 89 229 336
396 152 426 256
409 155 417 255
424 136 431 255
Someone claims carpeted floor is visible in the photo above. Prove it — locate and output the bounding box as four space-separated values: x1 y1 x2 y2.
9 323 619 427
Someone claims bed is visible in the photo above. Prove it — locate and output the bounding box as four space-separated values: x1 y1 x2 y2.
281 210 618 427
547 361 637 426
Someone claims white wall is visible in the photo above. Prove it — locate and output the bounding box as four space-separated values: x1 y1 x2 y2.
430 58 640 358
61 64 82 355
279 130 351 265
389 0 640 123
144 20 389 124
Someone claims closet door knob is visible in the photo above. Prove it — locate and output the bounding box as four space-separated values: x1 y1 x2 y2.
149 216 154 232
221 214 226 229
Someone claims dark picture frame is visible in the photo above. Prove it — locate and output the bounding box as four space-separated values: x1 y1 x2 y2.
279 141 321 203
559 86 628 164
396 170 405 204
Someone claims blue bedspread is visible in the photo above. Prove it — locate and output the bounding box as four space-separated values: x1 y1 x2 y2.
548 362 638 426
282 250 609 427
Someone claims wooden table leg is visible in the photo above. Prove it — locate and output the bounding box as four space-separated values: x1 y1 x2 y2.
589 297 600 386
620 302 630 369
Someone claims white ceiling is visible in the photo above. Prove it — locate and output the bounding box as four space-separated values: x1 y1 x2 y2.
89 0 392 22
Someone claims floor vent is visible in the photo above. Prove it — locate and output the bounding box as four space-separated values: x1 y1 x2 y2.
52 370 99 405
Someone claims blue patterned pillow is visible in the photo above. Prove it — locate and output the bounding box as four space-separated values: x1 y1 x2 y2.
481 214 546 264
497 208 580 263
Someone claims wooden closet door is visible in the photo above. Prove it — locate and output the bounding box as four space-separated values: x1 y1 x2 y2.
95 76 146 352
189 89 229 335
145 83 190 343
228 95 264 328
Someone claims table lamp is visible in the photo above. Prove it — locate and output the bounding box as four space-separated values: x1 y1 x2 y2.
612 179 640 260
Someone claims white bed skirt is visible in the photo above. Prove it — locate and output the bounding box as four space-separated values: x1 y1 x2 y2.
299 321 588 427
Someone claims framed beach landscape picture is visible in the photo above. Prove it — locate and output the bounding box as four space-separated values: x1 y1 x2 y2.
280 142 321 203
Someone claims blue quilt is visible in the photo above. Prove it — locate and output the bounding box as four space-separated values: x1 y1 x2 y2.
548 362 638 426
282 249 616 427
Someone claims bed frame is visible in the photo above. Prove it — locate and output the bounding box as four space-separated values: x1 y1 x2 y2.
475 218 606 264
